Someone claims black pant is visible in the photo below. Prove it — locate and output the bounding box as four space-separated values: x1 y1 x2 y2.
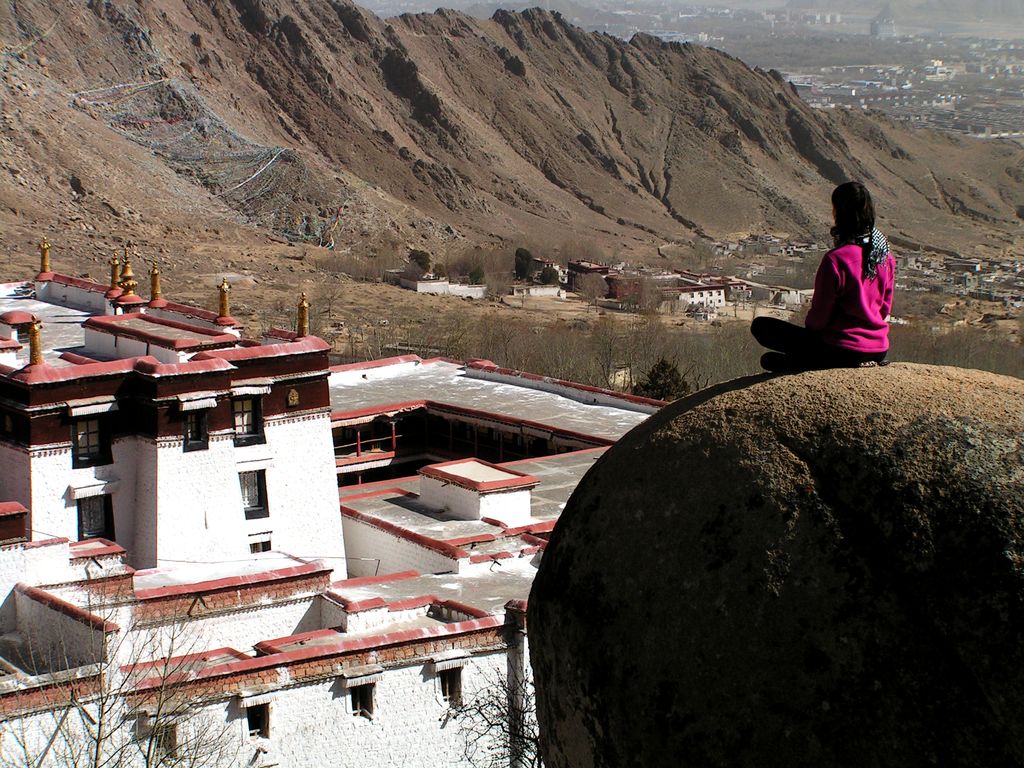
751 317 887 372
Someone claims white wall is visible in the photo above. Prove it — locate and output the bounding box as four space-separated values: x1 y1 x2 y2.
419 478 531 522
14 589 108 669
35 281 110 314
259 412 347 576
140 410 346 570
395 278 488 300
135 598 322 660
228 650 508 768
5 408 345 573
26 442 134 546
0 540 73 626
146 433 245 568
341 517 457 578
82 328 183 364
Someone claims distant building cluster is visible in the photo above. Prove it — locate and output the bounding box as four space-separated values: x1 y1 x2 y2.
564 259 740 317
788 37 1024 139
897 249 1024 307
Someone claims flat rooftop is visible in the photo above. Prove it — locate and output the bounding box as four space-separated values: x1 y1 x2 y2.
0 285 92 365
433 460 520 484
329 359 648 441
331 557 539 617
133 553 317 594
263 616 449 655
84 314 236 350
340 449 605 542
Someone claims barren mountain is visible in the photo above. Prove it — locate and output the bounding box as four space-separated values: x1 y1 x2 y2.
1 0 1022 292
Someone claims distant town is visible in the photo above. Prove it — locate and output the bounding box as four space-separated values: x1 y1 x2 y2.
386 235 1024 324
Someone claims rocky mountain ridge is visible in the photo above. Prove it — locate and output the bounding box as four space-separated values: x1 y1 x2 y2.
1 0 1022 277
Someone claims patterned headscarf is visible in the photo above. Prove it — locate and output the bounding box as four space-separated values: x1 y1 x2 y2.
864 228 890 280
837 227 889 280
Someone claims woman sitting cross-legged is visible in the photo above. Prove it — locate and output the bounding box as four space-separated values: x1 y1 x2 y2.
751 181 896 373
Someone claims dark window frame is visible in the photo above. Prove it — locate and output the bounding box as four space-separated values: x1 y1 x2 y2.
350 683 375 719
151 722 177 759
232 397 265 447
239 470 269 520
183 410 209 452
246 703 270 738
439 668 463 707
249 539 272 554
71 417 112 468
77 495 115 541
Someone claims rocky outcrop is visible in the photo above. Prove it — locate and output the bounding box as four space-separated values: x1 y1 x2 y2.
529 364 1024 768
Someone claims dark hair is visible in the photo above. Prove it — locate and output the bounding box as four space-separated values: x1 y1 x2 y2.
831 181 877 275
830 181 875 246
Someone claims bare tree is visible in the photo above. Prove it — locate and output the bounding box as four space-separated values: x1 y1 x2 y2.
575 274 608 311
621 314 667 390
453 669 542 768
447 314 475 360
635 277 663 316
314 281 346 323
476 314 524 369
485 270 513 300
0 583 238 768
589 315 621 388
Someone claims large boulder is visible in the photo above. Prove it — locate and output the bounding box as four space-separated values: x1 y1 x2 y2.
530 364 1024 768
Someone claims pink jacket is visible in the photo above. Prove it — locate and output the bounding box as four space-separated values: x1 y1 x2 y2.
804 244 895 353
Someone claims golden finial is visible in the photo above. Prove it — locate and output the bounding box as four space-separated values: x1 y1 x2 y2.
28 320 43 366
119 253 138 297
150 262 162 301
218 277 230 319
38 237 51 274
109 255 122 290
297 292 310 337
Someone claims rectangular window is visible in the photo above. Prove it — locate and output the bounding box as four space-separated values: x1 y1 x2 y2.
183 411 209 452
249 539 271 554
246 704 269 738
239 471 268 519
152 723 177 758
77 495 114 541
439 668 462 707
72 418 110 468
350 684 374 719
232 398 264 446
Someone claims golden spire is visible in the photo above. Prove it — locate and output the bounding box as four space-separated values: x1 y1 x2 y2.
28 320 43 366
218 277 231 318
119 253 138 296
109 256 122 290
150 262 162 302
297 292 310 337
38 237 51 274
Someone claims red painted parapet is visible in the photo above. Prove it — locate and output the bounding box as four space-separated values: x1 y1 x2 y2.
135 615 506 692
133 561 332 601
14 583 120 633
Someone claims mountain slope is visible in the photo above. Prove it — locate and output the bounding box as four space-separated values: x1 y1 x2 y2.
1 0 1022 281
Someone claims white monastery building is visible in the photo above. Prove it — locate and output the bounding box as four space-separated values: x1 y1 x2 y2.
0 241 660 767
